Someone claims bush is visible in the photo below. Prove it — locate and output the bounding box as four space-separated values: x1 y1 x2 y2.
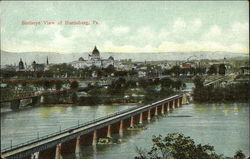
135 133 243 159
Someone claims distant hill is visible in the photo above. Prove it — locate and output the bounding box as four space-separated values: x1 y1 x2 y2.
0 50 248 65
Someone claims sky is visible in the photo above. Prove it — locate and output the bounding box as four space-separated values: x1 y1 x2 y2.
0 1 249 54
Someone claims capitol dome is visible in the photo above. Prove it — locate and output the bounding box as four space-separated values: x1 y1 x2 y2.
92 46 100 57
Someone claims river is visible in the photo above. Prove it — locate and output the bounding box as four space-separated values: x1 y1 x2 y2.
1 102 249 158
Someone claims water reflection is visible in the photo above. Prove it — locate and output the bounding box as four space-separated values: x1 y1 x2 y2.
37 106 67 119
1 103 249 158
62 103 249 159
194 103 242 115
1 104 136 149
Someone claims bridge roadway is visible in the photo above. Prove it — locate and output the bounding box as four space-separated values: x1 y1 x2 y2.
0 87 89 103
1 94 186 159
204 76 232 86
0 78 109 84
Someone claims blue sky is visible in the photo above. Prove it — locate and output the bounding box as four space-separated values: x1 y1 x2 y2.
1 1 249 54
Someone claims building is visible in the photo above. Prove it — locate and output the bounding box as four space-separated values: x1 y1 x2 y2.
180 62 195 68
31 61 46 71
14 58 49 72
71 46 118 69
17 58 25 71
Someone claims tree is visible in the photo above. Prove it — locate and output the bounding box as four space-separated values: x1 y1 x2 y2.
55 81 63 90
70 81 79 89
208 65 218 75
193 76 204 89
160 78 173 88
172 80 182 90
170 66 181 76
43 81 53 90
105 65 115 74
71 92 78 104
234 150 246 159
135 133 224 159
219 64 226 75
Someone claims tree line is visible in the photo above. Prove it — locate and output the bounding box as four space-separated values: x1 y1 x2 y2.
193 76 250 102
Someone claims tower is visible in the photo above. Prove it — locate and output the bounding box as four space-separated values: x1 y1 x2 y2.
46 56 49 65
18 58 24 70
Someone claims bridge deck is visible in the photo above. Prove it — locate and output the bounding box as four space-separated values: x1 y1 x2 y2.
0 87 88 103
1 94 181 158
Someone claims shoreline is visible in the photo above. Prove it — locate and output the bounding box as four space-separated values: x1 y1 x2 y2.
42 102 139 107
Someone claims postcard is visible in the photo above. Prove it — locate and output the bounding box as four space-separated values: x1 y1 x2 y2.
1 1 249 159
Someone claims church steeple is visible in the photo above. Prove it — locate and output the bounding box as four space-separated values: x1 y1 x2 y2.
46 56 49 65
19 58 24 69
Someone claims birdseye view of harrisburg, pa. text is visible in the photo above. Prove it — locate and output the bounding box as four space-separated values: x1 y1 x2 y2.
0 1 249 159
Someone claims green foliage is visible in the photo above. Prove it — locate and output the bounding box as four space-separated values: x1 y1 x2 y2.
233 150 246 159
78 96 101 105
114 71 128 77
55 81 63 90
135 133 225 159
219 64 226 75
48 63 76 77
193 76 204 89
71 92 78 104
170 66 181 76
43 81 53 90
208 65 218 75
172 80 182 90
70 81 79 89
193 83 250 102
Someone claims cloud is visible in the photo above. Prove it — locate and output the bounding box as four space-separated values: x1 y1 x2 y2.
203 25 222 40
103 41 155 53
172 18 187 33
230 22 249 43
190 19 202 32
1 19 248 54
112 26 130 36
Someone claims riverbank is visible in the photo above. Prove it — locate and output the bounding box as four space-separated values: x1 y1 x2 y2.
193 81 250 103
42 102 139 107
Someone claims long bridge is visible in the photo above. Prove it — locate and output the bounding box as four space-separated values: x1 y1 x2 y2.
0 87 91 110
204 75 235 87
0 78 112 84
1 93 189 159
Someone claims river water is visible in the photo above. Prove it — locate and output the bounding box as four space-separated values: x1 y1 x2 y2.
1 103 249 158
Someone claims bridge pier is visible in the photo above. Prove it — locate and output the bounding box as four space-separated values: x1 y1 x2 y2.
107 125 112 138
119 120 124 136
40 96 44 103
177 98 180 108
161 104 165 114
75 136 81 156
147 109 151 121
10 100 20 110
55 143 62 159
32 96 41 107
182 94 188 104
139 113 143 124
172 100 175 109
130 116 134 127
167 102 170 111
92 130 97 145
154 106 158 116
179 97 183 106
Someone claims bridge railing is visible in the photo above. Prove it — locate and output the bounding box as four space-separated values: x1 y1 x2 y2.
1 94 183 153
1 105 139 153
204 76 228 86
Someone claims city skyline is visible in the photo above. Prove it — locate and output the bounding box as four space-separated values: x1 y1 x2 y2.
1 1 249 54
